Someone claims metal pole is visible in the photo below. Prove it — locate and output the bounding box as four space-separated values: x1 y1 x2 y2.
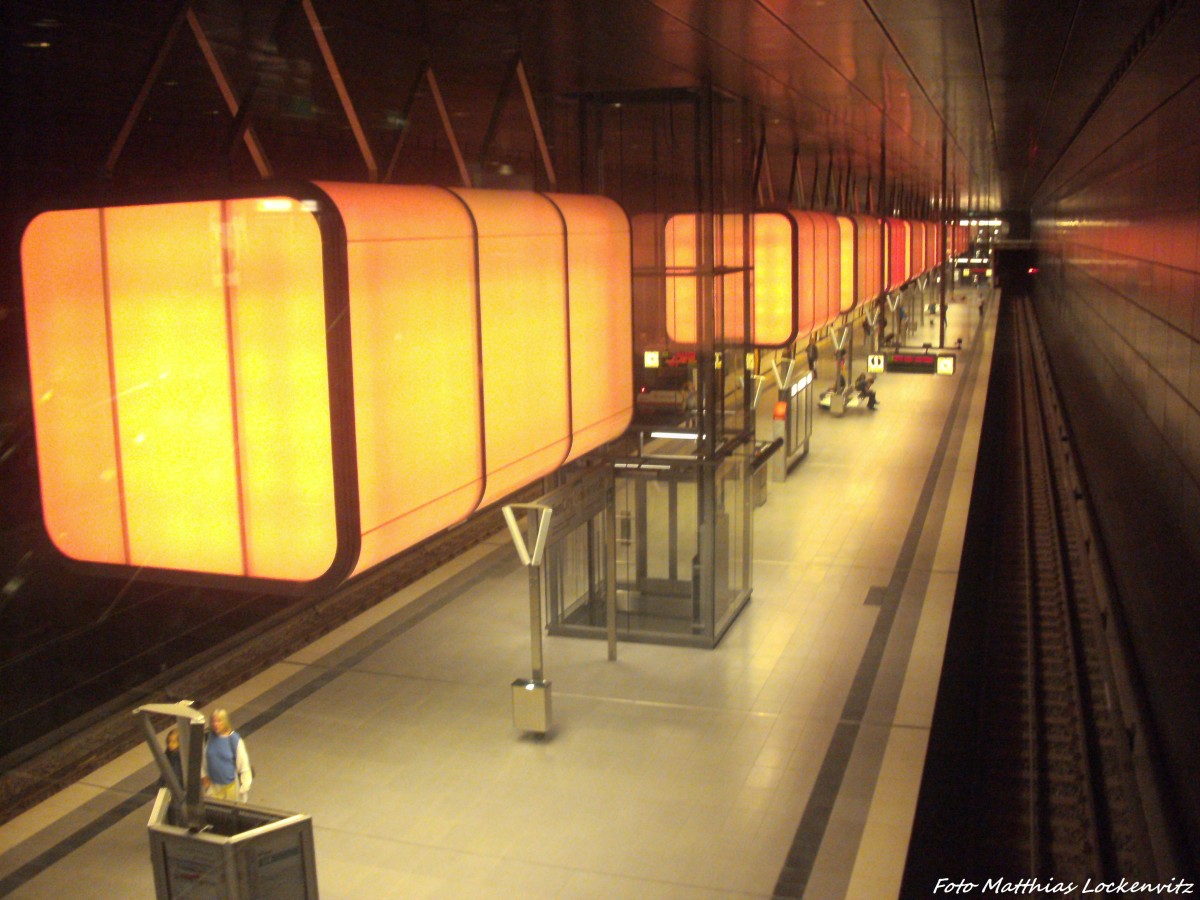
940 128 948 348
696 87 716 641
605 479 618 662
668 478 679 581
527 511 544 682
845 320 854 386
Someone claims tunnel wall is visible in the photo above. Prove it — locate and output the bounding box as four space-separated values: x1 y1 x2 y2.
1031 3 1200 869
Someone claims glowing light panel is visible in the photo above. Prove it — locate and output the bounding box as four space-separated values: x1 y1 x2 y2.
852 216 884 306
23 199 334 581
836 216 856 313
21 183 633 592
748 213 798 347
326 182 483 577
21 209 124 565
550 193 635 461
886 218 912 289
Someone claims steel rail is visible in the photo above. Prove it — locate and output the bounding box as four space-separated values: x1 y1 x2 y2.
1017 296 1103 874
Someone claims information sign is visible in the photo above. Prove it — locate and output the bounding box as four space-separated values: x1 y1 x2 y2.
887 352 939 374
884 352 957 375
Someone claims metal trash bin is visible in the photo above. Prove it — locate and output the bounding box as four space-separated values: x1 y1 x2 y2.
147 790 318 899
829 390 847 417
511 678 552 734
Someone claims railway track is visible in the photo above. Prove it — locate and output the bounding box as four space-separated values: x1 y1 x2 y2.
0 485 536 827
975 296 1155 877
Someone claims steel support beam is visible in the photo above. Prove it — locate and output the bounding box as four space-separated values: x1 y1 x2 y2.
104 0 191 178
384 63 432 183
428 68 472 188
515 59 557 190
788 146 806 208
188 9 273 178
302 0 377 181
106 1 274 179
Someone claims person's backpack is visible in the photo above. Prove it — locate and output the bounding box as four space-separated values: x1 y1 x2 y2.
229 732 254 781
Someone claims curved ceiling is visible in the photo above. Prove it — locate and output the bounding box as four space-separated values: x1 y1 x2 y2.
1 0 1176 215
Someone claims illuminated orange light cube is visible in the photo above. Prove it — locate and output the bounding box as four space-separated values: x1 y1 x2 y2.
20 183 633 592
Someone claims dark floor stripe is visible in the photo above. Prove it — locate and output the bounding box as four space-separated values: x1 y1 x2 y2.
863 586 888 607
0 543 517 896
237 541 515 736
1 336 989 898
772 324 986 900
0 788 157 896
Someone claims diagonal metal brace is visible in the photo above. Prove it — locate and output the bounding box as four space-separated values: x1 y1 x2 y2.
133 701 207 831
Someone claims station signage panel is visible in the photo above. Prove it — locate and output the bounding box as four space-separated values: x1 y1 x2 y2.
643 349 699 370
887 352 938 374
886 351 957 375
867 354 885 373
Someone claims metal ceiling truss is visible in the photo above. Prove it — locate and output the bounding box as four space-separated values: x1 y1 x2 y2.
301 0 377 181
383 62 472 188
787 146 807 209
480 56 558 191
104 1 555 191
752 121 776 208
105 0 273 179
